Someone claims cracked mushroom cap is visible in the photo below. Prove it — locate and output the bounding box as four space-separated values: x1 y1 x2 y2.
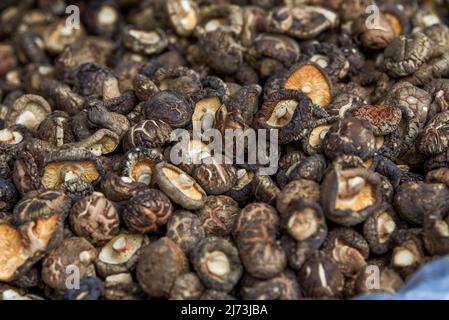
123 189 173 234
155 162 207 210
40 148 105 189
276 179 320 215
166 210 206 256
321 168 382 226
42 237 97 291
323 117 376 161
100 174 144 203
95 233 145 278
6 94 51 132
69 192 120 246
13 189 72 223
120 148 164 186
69 129 120 156
283 63 332 109
196 195 239 237
122 120 173 151
192 159 237 195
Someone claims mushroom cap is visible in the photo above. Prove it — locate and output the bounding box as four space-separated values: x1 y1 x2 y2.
40 148 105 189
352 105 402 135
155 162 207 210
13 189 72 223
70 129 120 155
283 63 332 108
98 233 143 265
321 168 382 226
7 94 51 131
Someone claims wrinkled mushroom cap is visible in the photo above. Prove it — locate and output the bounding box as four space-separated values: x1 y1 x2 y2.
155 162 207 210
283 63 332 108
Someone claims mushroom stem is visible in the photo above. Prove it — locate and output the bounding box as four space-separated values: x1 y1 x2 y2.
205 251 231 277
0 129 14 143
275 105 287 118
112 236 130 253
201 112 215 131
301 83 313 94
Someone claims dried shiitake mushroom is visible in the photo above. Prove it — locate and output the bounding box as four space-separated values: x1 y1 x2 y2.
253 89 315 144
383 32 432 78
240 270 301 300
95 233 145 278
192 160 236 195
0 125 30 156
352 105 402 136
363 203 398 255
322 228 370 275
120 148 164 186
155 162 207 210
225 168 254 204
252 174 280 205
165 0 199 37
40 148 105 189
42 237 97 291
283 63 332 109
234 202 286 279
36 111 75 147
196 195 239 237
100 174 143 203
192 237 242 293
394 181 449 226
136 237 188 298
166 211 205 256
122 120 173 151
68 129 120 156
298 251 345 299
123 189 173 234
122 26 168 55
6 94 51 132
391 229 426 278
301 117 336 155
69 192 120 246
276 179 320 215
143 90 193 128
321 167 382 226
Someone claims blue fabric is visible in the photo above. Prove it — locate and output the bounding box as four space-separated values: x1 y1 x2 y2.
354 256 449 300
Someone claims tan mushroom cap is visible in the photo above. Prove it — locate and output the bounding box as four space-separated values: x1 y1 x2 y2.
161 166 204 200
7 94 51 131
130 159 155 185
265 100 297 127
0 215 59 282
335 173 376 212
42 160 101 188
99 234 143 265
284 64 332 108
192 96 222 130
308 124 331 147
0 224 27 282
44 19 85 54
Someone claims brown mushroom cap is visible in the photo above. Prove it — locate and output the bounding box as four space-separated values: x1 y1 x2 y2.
41 149 105 189
6 94 51 131
41 237 97 290
283 63 332 108
352 105 402 135
69 129 120 155
155 162 207 210
321 168 382 226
